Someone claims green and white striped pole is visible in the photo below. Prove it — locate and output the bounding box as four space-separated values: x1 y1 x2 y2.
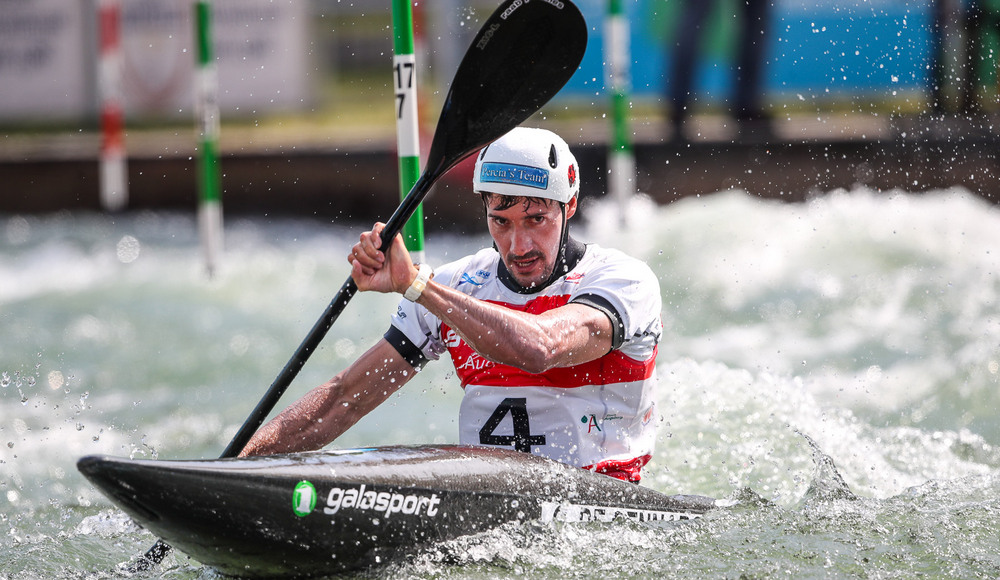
391 0 425 263
194 0 223 277
605 0 634 227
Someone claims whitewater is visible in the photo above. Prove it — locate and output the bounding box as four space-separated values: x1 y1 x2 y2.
2 187 998 578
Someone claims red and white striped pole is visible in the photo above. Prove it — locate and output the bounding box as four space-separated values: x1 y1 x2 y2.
98 0 127 212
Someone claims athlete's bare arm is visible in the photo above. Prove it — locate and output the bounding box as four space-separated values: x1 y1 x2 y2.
240 339 415 456
418 283 612 373
349 223 614 374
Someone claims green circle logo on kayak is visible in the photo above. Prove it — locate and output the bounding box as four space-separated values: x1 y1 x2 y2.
292 481 317 517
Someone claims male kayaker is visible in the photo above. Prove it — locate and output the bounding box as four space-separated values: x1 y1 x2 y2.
241 127 662 483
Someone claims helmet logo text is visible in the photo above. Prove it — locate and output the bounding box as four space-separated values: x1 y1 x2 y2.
479 162 549 190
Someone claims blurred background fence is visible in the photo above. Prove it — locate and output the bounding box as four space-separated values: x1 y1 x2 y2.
2 0 996 123
0 0 997 225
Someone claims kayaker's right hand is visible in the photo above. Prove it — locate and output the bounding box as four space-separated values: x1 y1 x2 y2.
348 222 418 295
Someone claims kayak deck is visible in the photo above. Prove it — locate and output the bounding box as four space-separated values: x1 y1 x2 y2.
78 445 719 578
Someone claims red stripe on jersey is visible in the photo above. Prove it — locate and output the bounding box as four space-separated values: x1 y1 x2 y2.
443 295 655 388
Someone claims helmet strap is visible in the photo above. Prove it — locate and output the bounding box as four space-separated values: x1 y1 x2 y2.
541 202 570 287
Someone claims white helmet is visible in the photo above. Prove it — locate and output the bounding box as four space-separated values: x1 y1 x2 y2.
473 127 579 204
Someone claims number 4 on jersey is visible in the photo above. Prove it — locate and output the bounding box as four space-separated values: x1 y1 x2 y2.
479 397 546 453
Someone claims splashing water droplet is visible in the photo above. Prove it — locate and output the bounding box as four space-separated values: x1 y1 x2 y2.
117 235 141 263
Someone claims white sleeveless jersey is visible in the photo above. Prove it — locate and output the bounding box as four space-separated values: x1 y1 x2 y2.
389 244 662 471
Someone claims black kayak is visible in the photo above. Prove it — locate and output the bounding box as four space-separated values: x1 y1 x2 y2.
78 445 719 578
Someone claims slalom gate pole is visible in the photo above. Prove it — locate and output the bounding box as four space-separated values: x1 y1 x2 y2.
391 0 425 263
194 0 223 277
98 0 128 212
604 0 634 227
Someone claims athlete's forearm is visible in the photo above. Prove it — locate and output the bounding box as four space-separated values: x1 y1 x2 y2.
416 280 612 373
240 340 414 456
239 381 359 456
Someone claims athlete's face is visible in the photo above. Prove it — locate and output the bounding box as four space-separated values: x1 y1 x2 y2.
485 195 577 289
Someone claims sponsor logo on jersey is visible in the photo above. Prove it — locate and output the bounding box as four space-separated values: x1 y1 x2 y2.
459 269 491 287
581 414 603 433
581 413 625 434
565 271 584 283
455 351 496 372
443 329 497 373
323 484 441 519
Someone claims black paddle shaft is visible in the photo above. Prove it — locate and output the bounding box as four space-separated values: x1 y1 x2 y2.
124 0 586 573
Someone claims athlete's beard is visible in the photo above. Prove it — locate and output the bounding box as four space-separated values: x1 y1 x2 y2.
503 249 552 289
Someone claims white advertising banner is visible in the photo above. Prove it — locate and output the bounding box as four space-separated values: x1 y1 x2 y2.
119 0 311 117
0 0 311 121
0 0 90 119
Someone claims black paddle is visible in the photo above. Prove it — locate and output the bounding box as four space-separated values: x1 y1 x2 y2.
121 0 587 573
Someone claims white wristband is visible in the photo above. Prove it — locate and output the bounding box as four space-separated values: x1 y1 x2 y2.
403 263 433 302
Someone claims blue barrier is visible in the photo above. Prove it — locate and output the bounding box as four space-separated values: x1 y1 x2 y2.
567 0 935 101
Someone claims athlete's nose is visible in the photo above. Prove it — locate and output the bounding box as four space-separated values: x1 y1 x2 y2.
508 225 533 256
